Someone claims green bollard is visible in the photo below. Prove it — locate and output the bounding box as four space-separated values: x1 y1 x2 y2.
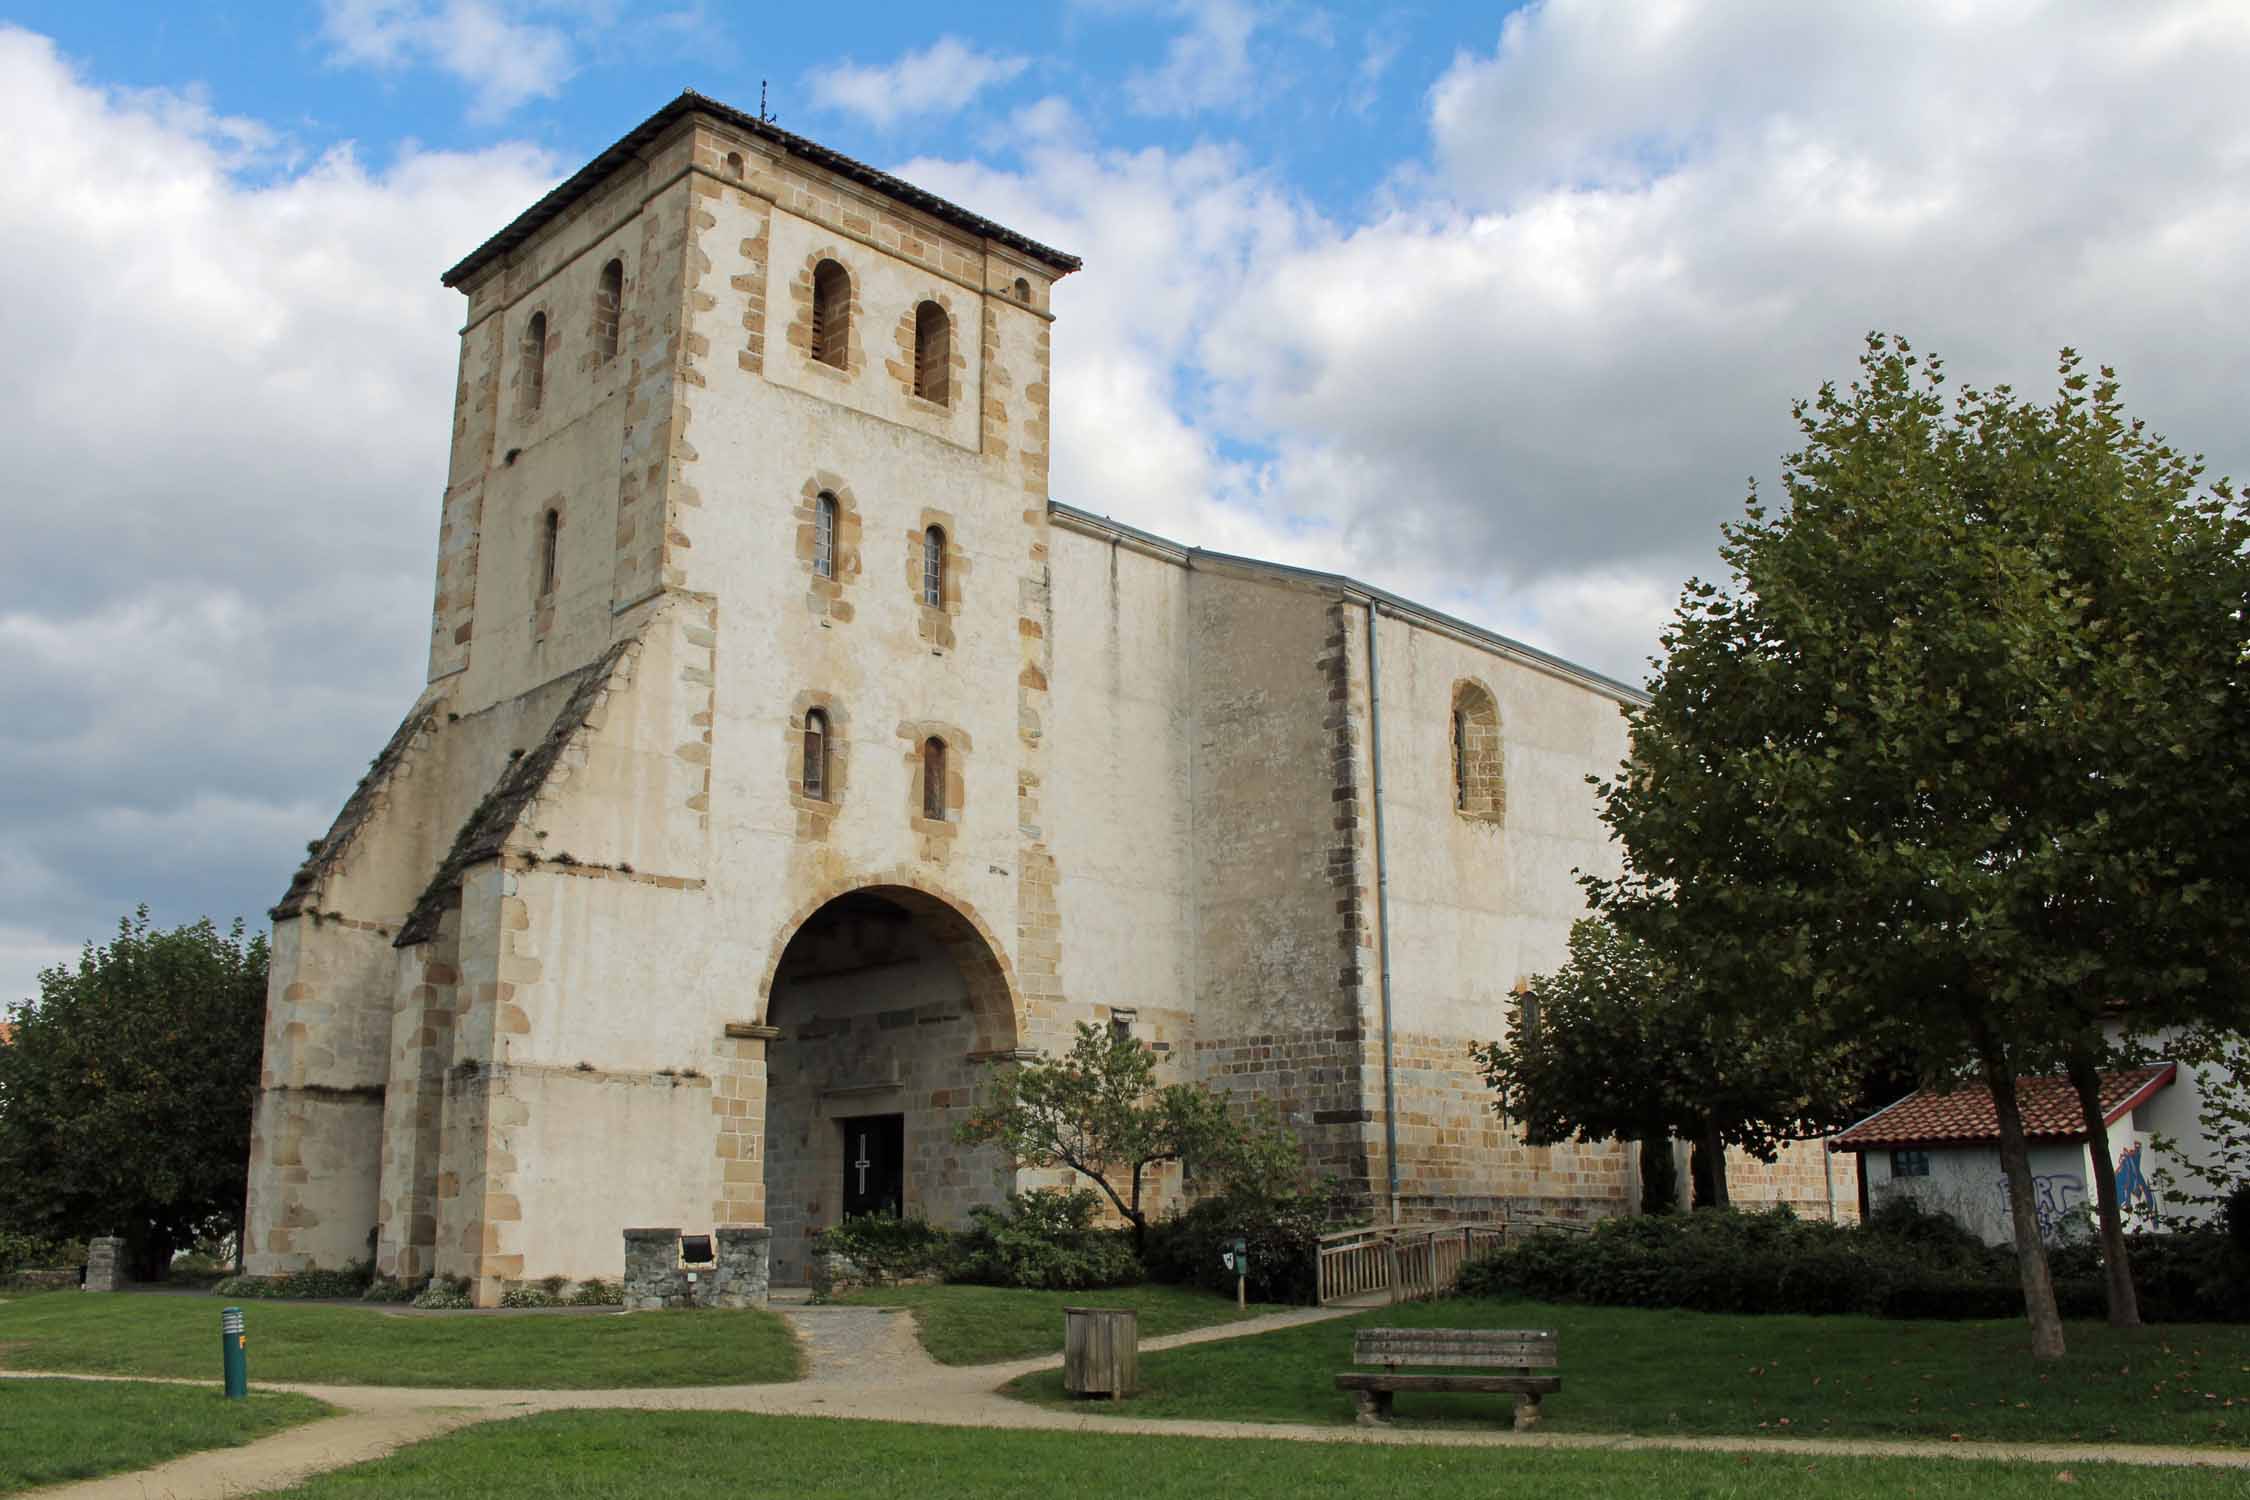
221 1306 247 1399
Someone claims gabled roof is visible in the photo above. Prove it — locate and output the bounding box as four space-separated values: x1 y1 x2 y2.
442 91 1081 290
1048 500 1651 706
1831 1064 2177 1152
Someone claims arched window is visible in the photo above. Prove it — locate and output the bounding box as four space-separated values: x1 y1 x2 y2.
1452 706 1469 810
814 492 838 579
811 259 850 369
539 508 560 596
922 737 947 822
522 311 547 413
803 710 829 801
1451 681 1504 824
921 526 945 607
913 300 949 403
594 259 623 364
724 150 744 177
1013 277 1031 304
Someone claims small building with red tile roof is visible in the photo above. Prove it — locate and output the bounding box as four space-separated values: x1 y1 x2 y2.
1828 1062 2202 1245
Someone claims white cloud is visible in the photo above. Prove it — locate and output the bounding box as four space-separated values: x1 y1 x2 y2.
1124 0 1262 117
808 37 1030 129
0 25 558 977
320 0 575 120
901 1 2250 681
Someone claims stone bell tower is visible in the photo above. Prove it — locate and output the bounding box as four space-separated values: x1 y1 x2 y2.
245 92 1081 1301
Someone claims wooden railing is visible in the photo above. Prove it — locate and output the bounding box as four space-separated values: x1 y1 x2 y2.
1314 1222 1509 1306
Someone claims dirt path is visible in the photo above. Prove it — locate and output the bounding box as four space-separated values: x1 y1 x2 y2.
11 1299 2248 1496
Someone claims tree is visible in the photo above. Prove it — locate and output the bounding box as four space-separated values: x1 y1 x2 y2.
0 910 268 1281
1589 337 2250 1358
956 1022 1299 1248
1472 918 1870 1210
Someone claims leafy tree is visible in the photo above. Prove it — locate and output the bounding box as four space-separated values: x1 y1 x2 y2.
1590 337 2250 1357
0 910 268 1281
1472 918 1869 1210
2144 1026 2250 1223
956 1022 1299 1249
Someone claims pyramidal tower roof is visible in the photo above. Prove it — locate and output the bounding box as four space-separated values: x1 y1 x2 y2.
442 89 1082 290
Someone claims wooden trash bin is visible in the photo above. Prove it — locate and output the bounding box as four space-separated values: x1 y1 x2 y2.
1062 1306 1138 1399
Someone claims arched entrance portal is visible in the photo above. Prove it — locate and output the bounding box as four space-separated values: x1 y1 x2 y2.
760 884 1021 1283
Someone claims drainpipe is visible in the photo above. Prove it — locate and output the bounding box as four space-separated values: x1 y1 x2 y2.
1364 597 1400 1224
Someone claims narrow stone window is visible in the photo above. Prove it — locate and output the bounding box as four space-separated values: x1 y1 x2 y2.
803 710 829 801
811 259 851 369
725 150 744 177
913 300 949 403
814 493 838 579
522 310 548 413
1453 708 1469 811
921 525 945 608
1451 681 1504 825
1013 277 1031 304
922 737 947 822
594 259 623 364
539 508 560 597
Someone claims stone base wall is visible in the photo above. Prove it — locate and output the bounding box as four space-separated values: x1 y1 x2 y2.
622 1226 770 1309
1371 1029 1631 1217
1728 1139 1859 1221
1194 1026 1376 1199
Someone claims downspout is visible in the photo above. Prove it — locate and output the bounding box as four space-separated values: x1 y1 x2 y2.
1365 598 1400 1223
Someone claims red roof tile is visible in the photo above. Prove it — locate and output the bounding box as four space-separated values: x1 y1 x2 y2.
1832 1064 2176 1151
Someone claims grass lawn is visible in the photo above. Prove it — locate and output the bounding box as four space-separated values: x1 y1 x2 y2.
1007 1296 2250 1448
259 1409 2250 1498
834 1282 1282 1365
0 1291 801 1389
0 1378 330 1494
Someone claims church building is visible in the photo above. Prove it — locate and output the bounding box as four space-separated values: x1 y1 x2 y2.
243 93 1842 1301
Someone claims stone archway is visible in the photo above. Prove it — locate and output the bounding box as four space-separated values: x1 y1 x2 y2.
756 881 1022 1283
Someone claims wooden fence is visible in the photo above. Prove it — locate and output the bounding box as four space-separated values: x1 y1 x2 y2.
1313 1222 1509 1306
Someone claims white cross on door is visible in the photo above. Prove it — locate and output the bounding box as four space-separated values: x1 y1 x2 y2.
854 1133 872 1195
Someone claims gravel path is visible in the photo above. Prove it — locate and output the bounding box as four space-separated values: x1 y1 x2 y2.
9 1300 2248 1497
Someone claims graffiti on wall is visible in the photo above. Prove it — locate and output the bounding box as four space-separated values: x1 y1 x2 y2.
2115 1143 2157 1216
1999 1174 2087 1241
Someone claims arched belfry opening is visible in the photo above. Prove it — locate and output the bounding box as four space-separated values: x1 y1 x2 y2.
758 884 1020 1283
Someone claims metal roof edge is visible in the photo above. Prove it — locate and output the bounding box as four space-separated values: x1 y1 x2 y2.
442 90 1082 290
1047 500 1652 707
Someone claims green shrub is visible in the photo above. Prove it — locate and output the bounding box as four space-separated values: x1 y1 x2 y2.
2050 1226 2250 1322
0 1231 84 1277
1143 1182 1353 1305
213 1261 374 1300
411 1275 473 1310
499 1285 559 1308
949 1190 1141 1290
813 1214 954 1284
361 1275 422 1303
567 1278 623 1306
1454 1205 2250 1322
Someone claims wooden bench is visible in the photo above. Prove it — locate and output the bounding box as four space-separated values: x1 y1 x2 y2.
1334 1327 1561 1429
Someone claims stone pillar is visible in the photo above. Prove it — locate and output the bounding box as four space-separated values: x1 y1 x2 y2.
710 1226 771 1308
82 1236 124 1292
622 1227 684 1310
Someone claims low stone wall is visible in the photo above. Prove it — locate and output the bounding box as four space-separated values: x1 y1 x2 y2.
622 1226 770 1310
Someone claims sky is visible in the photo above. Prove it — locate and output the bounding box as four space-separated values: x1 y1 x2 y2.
3 0 2248 1006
